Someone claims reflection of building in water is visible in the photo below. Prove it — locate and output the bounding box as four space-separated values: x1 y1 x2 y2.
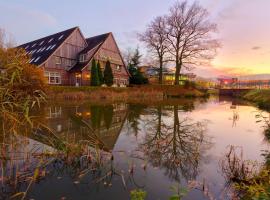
47 107 62 118
34 103 128 151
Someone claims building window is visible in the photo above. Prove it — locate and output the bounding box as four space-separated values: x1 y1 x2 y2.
85 73 90 80
66 59 72 67
45 71 61 84
79 54 86 63
116 65 121 71
55 56 61 65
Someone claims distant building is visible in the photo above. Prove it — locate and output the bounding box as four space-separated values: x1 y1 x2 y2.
17 27 129 86
218 74 270 89
138 65 196 85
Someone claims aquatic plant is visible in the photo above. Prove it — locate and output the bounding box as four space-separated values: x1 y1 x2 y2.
130 189 147 200
220 145 270 199
169 184 188 200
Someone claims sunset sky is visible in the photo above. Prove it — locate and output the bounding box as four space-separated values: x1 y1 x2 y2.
0 0 269 78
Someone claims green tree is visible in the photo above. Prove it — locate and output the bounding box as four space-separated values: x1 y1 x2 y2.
90 59 100 86
131 47 142 67
97 61 104 85
128 66 148 85
104 60 114 86
127 47 148 85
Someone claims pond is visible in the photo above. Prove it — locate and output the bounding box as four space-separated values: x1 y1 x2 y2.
0 96 269 200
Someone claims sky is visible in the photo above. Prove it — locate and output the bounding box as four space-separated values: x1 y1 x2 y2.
0 0 270 78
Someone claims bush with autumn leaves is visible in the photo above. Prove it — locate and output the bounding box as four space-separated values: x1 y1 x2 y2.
0 47 47 130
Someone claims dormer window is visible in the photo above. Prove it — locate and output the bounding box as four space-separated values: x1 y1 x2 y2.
79 54 86 63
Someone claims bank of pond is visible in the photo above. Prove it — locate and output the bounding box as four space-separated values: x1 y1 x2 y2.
0 97 270 200
48 85 208 101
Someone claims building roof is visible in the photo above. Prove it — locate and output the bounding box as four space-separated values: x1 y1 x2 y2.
80 33 110 54
68 33 110 72
17 27 77 66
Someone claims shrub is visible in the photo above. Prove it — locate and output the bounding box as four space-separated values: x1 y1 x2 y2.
0 47 46 129
90 59 100 86
104 60 114 86
128 65 148 85
97 61 104 85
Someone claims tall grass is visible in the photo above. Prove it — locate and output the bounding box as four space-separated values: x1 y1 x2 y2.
48 85 205 102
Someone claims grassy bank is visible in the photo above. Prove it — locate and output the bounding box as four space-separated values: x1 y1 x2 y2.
47 85 207 102
242 89 270 110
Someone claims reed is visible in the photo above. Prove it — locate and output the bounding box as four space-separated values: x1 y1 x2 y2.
48 85 205 102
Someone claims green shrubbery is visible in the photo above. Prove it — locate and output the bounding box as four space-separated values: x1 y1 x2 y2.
104 60 114 86
243 89 270 110
90 59 100 86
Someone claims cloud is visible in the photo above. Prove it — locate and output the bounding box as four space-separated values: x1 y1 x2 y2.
193 64 253 78
251 46 261 50
0 2 57 44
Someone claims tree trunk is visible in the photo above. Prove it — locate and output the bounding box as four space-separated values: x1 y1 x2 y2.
174 61 181 85
159 57 163 84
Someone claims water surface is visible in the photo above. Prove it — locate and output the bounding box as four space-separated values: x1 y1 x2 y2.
1 97 269 200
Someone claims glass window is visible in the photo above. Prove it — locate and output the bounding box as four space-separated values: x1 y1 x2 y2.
55 56 61 65
44 71 61 84
66 59 72 67
116 65 121 71
79 54 86 62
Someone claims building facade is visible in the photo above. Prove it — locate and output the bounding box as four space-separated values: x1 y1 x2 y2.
17 27 129 86
218 74 270 89
138 65 196 85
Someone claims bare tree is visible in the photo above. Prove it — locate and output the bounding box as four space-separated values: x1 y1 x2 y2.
0 28 16 49
139 16 168 84
165 1 219 85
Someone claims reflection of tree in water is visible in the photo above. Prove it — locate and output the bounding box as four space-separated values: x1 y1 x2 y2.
126 104 147 137
90 104 114 130
139 105 212 181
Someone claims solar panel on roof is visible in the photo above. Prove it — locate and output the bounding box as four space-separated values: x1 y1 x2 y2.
30 58 35 63
50 44 56 50
34 56 41 62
